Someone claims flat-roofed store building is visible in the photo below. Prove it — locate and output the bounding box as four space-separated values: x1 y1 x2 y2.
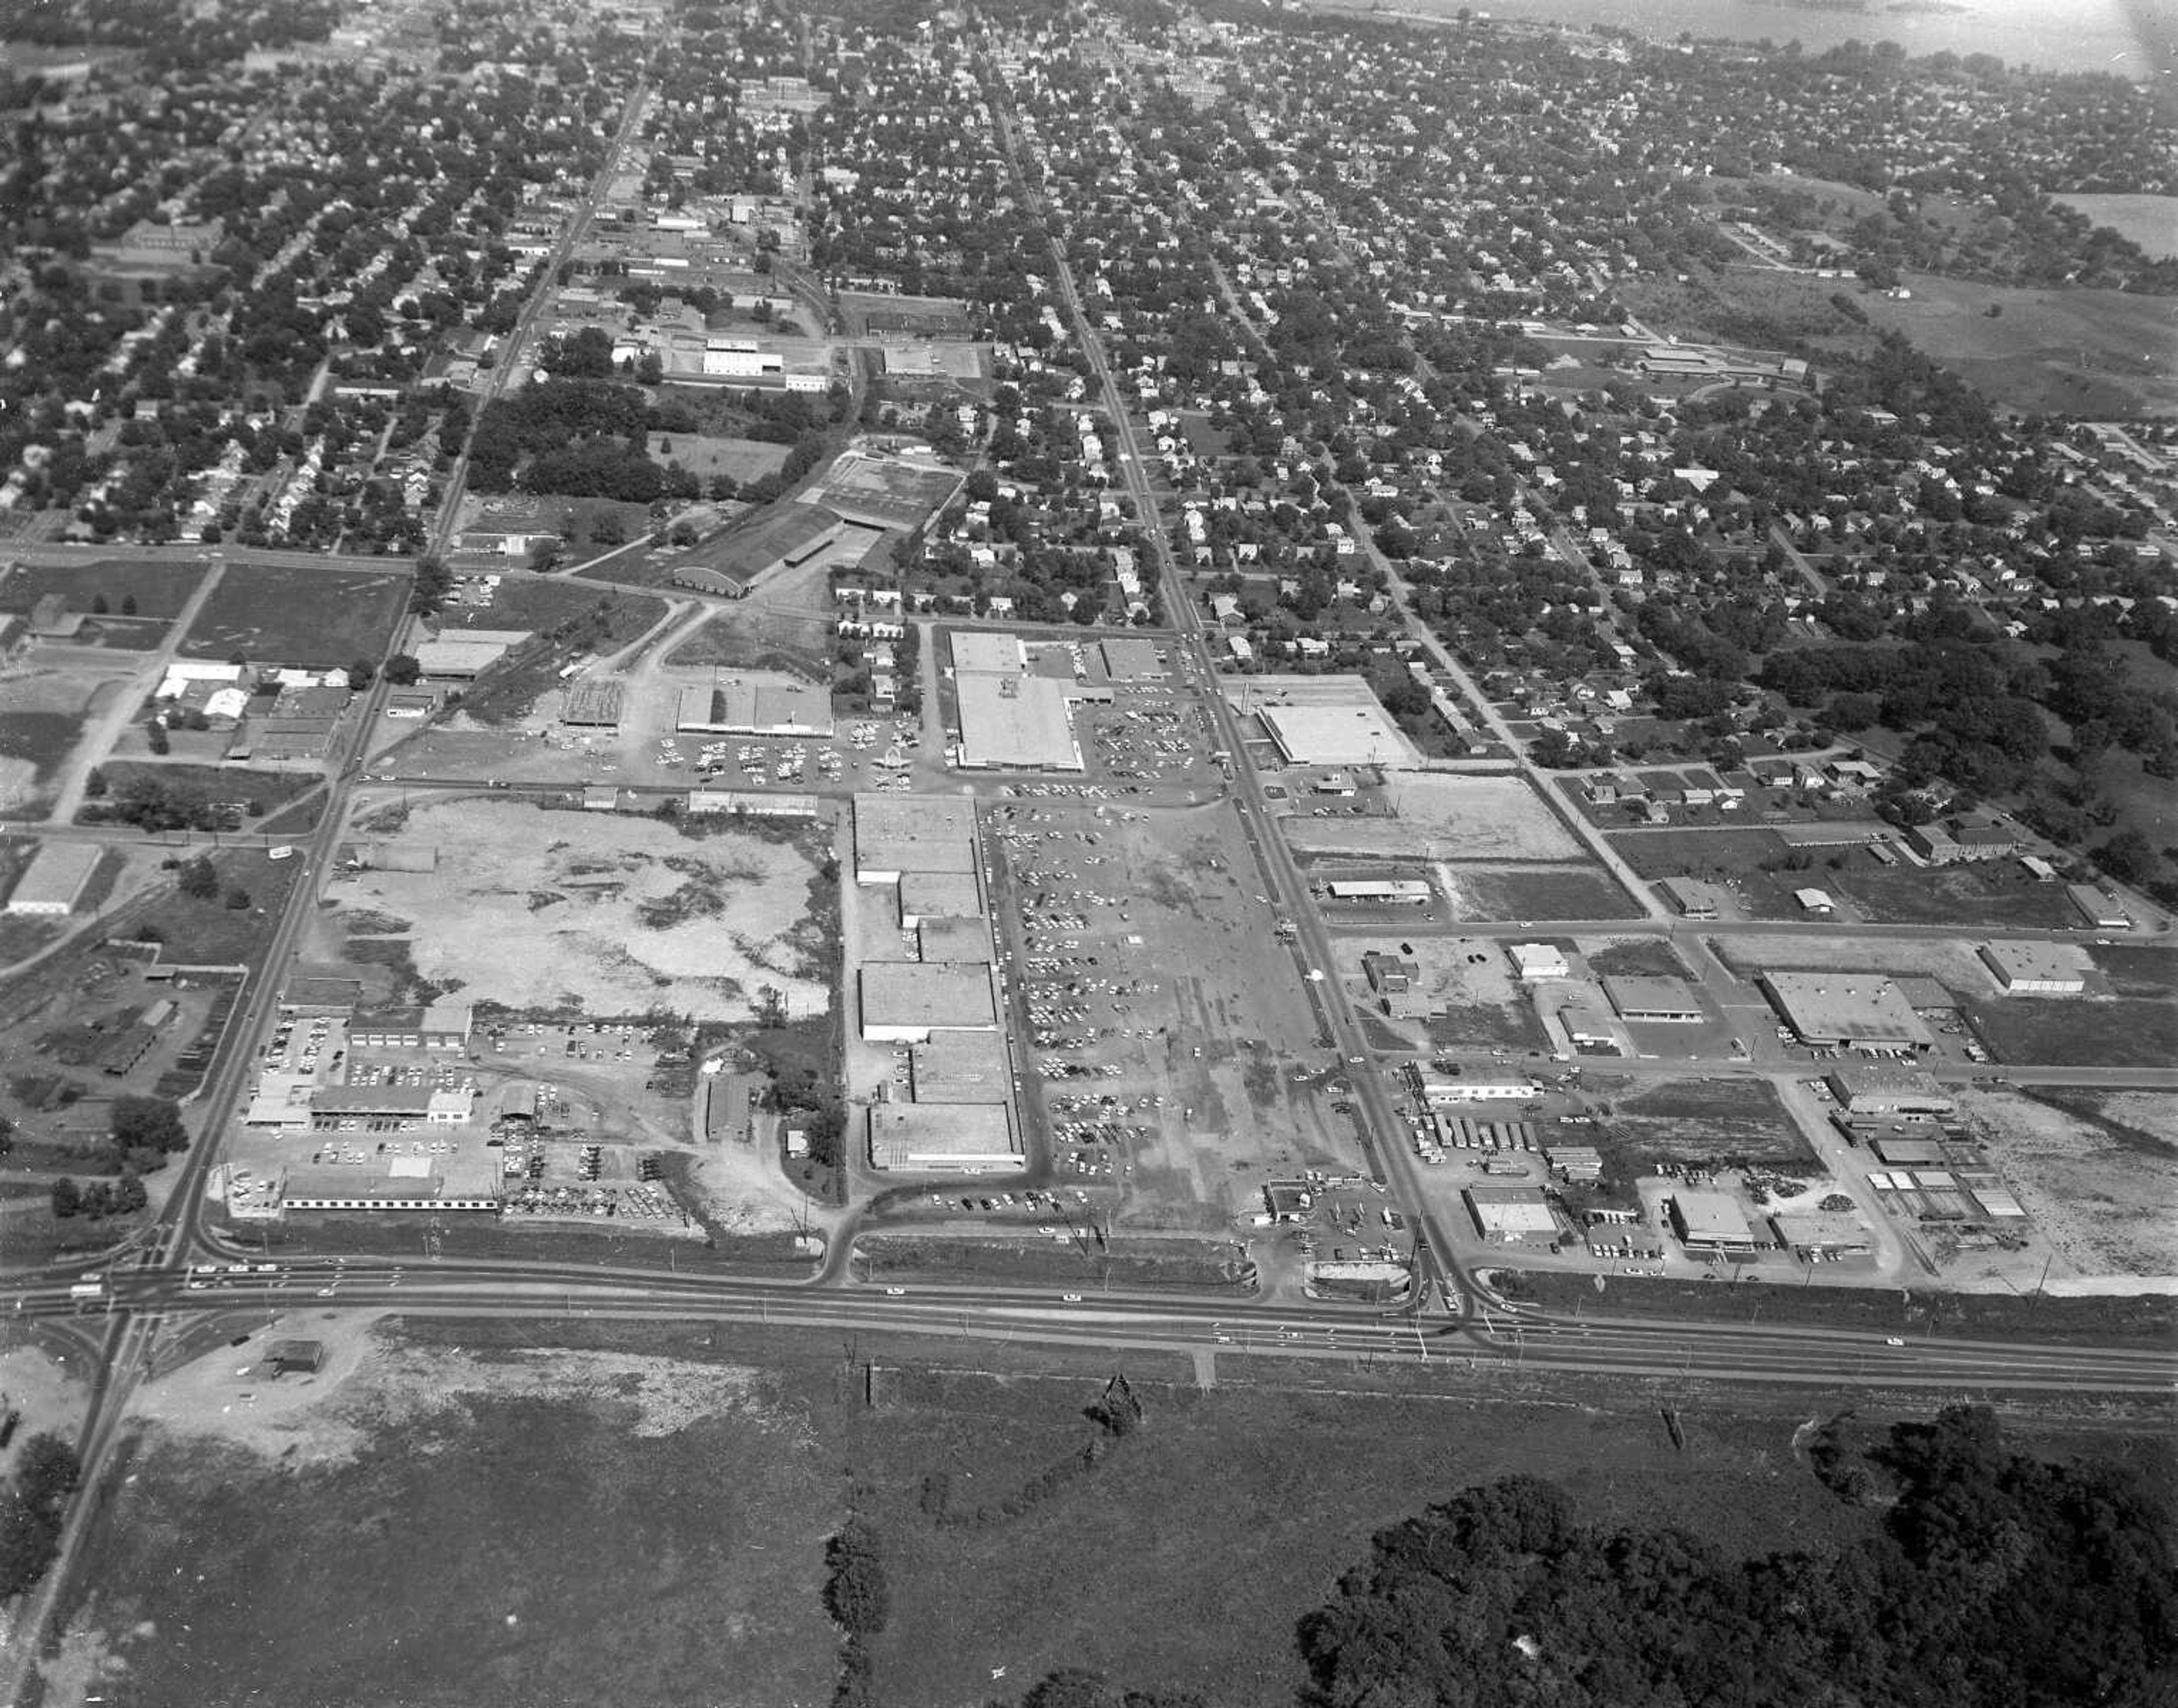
276 1163 499 1214
1326 878 1433 906
1824 1063 1955 1117
1975 940 2087 995
309 1085 475 1127
949 631 1027 676
1603 975 1703 1023
852 793 978 885
955 672 1085 772
347 1001 474 1051
675 678 835 738
1419 1074 1536 1102
1509 942 1568 982
5 843 102 915
1667 1186 1758 1252
1463 1184 1559 1241
1099 637 1164 680
917 915 993 962
867 1102 1019 1172
909 1029 1012 1104
1758 973 1933 1051
859 961 997 1043
897 870 984 927
1258 703 1409 767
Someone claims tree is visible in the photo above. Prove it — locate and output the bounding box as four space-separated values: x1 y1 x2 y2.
111 1096 188 1155
345 657 377 690
84 768 107 799
176 855 219 900
49 1176 79 1219
382 653 421 686
145 718 169 755
223 885 251 910
822 1517 890 1637
2096 828 2154 885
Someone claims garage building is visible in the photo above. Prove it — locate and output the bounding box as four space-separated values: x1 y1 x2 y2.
1770 1208 1873 1259
1463 1184 1558 1241
1667 1187 1758 1252
676 677 835 738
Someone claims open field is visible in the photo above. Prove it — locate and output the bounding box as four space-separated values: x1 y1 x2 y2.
1611 826 1787 877
51 1313 2177 1708
334 794 834 1021
1964 996 2178 1069
61 1318 838 1708
438 587 672 724
1284 772 1581 861
2090 944 2178 999
1859 272 2178 417
0 652 141 814
90 760 320 820
665 609 833 678
1826 860 2081 929
2054 193 2178 261
646 431 790 483
0 557 206 619
119 847 304 965
0 709 83 787
178 564 410 667
1714 932 1999 996
1955 1087 2178 1279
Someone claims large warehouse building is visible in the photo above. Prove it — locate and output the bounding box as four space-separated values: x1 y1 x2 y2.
1974 940 2087 995
909 1029 1012 1104
859 961 998 1043
867 1102 1019 1172
1257 702 1411 768
1758 973 1933 1051
897 870 984 927
1824 1062 1955 1117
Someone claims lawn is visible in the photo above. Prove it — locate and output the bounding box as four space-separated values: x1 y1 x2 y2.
0 558 206 619
1609 827 1789 880
177 563 410 667
646 432 790 483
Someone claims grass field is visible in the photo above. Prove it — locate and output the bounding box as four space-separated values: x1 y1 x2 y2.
2089 945 2178 999
664 611 832 678
1445 864 1640 921
86 760 319 821
115 848 302 966
646 432 790 483
1827 861 2080 929
1611 827 1789 879
2053 193 2178 262
178 564 410 667
0 558 206 619
1591 1076 1817 1170
1964 997 2178 1069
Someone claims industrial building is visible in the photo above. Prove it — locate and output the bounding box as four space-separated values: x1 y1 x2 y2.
4 842 103 915
1758 973 1933 1051
1603 976 1703 1023
1508 942 1569 982
909 1029 1012 1104
1770 1208 1873 1260
1975 940 2087 995
859 961 997 1042
2067 883 2131 929
676 677 835 738
1257 701 1411 768
1557 1001 1617 1049
1666 1187 1758 1252
1824 1063 1955 1117
1463 1184 1559 1241
866 1101 1019 1172
954 671 1086 771
852 793 978 884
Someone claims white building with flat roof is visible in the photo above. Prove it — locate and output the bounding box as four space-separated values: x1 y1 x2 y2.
5 842 102 915
1976 940 2087 995
859 961 997 1043
867 1102 1019 1172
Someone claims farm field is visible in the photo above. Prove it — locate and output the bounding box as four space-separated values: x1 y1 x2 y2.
1283 772 1581 860
1956 1087 2178 1278
332 794 835 1021
178 564 410 667
0 557 206 619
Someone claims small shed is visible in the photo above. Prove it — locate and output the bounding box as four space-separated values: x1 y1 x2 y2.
264 1339 326 1376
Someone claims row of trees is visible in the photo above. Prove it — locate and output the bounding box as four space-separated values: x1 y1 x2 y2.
0 1432 80 1601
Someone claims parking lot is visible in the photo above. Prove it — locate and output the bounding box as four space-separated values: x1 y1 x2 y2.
986 797 1368 1230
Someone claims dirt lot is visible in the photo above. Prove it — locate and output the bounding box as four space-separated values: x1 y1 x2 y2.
1434 861 1639 921
1956 1087 2178 1278
1589 1076 1820 1171
56 1317 838 1708
333 795 835 1022
178 564 410 668
991 799 1366 1228
1282 772 1581 860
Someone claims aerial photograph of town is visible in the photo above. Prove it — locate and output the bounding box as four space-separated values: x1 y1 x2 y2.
0 0 2172 1702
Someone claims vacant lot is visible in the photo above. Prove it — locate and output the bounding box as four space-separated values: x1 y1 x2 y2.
1957 1086 2178 1278
1715 932 1995 996
1439 863 1639 921
0 558 206 619
1828 861 2080 929
1285 773 1581 861
335 795 833 1021
64 1320 838 1708
1612 827 1788 878
179 564 410 667
2090 945 2178 999
1592 1075 1818 1170
0 709 83 786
